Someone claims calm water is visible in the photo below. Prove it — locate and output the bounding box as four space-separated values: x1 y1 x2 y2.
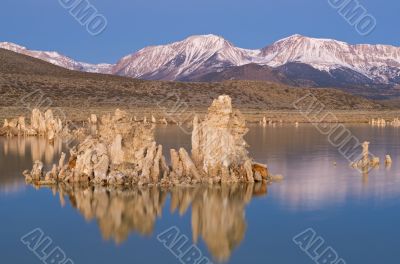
1 125 400 264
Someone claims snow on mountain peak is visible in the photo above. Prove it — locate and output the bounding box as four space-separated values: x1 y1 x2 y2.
184 34 227 42
112 34 256 79
0 42 28 52
259 34 400 78
0 41 112 74
2 35 400 84
112 34 400 82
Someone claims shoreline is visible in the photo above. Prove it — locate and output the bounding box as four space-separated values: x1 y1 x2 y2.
2 107 400 124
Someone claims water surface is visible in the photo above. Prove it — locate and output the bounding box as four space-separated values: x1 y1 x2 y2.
1 125 400 264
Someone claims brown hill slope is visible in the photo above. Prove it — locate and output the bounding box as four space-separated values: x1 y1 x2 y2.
0 48 383 111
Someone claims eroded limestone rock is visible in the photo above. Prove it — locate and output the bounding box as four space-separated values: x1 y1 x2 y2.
350 142 391 172
191 95 267 182
23 95 275 186
24 109 170 186
88 114 98 135
371 118 387 127
161 118 168 125
0 108 63 137
24 160 46 183
385 155 393 166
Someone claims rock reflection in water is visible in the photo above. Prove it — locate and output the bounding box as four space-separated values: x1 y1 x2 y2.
56 184 166 243
44 183 267 261
2 136 62 162
189 184 257 262
0 137 63 192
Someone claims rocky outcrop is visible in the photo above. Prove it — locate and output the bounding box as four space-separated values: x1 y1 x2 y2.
191 95 268 183
385 155 393 167
392 118 400 127
151 115 156 124
262 116 267 127
23 109 170 185
350 141 393 172
168 148 203 184
88 114 98 135
371 118 400 127
160 118 168 125
1 116 34 136
0 108 63 138
351 142 373 172
23 96 276 186
371 118 387 127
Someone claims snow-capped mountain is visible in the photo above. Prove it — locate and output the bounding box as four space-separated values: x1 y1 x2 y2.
109 34 400 84
0 42 112 74
260 34 400 84
111 35 262 80
2 34 400 89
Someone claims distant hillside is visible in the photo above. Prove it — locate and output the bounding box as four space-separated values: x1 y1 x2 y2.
2 34 400 99
189 63 293 84
0 48 384 111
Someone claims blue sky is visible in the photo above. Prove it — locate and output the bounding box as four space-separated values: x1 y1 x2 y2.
0 0 398 63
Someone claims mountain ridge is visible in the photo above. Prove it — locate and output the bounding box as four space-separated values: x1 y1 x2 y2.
0 47 384 113
2 34 400 98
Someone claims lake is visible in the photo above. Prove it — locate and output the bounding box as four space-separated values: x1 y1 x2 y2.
1 124 399 264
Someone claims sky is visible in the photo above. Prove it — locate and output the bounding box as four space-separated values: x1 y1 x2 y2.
0 0 399 64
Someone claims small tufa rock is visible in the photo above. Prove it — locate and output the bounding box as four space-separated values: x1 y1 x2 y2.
110 134 124 165
351 141 379 171
252 163 269 180
161 118 168 125
178 148 202 181
31 161 44 181
58 152 66 169
48 130 55 144
385 155 393 166
371 157 380 167
271 174 284 182
89 114 98 124
254 172 263 182
1 108 63 137
262 117 267 127
244 160 254 183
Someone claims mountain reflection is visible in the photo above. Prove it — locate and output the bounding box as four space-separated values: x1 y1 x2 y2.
44 183 267 262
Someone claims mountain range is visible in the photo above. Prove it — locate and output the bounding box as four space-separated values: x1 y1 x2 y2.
0 47 383 112
1 34 400 98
